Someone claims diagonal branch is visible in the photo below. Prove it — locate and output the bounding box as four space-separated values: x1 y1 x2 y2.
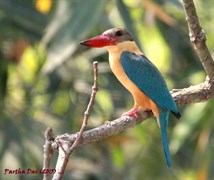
52 80 214 149
182 0 214 79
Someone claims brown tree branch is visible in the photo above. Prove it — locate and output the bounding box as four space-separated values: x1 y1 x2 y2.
182 0 214 79
52 79 214 150
172 80 214 105
43 127 54 180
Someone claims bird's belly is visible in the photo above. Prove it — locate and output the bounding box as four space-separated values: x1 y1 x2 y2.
111 63 158 113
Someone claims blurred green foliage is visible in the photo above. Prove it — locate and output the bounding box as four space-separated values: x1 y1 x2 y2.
0 0 214 179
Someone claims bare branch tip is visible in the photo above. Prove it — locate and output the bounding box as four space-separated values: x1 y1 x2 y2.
45 127 54 141
93 61 98 65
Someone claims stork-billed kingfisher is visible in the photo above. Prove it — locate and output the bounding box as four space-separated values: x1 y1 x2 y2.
80 28 181 167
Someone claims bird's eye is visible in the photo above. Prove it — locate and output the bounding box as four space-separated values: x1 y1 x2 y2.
115 30 123 36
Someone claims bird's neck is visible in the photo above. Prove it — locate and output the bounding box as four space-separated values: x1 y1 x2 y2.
106 41 142 56
105 41 146 104
106 41 143 71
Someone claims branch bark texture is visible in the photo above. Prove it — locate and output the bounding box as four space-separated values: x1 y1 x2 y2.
52 80 214 149
43 127 54 180
183 0 214 79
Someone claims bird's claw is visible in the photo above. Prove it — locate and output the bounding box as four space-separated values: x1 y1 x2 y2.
122 112 139 118
122 106 139 118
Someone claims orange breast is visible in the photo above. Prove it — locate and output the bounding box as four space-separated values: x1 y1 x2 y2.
106 42 160 126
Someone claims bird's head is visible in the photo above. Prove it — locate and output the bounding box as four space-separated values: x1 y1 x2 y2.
80 28 134 48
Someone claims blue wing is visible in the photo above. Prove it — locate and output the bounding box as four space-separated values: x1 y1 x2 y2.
121 51 179 114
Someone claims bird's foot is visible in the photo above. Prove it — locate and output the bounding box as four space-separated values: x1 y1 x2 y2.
122 106 139 118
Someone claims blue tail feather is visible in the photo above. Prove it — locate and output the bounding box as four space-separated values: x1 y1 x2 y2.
159 111 171 167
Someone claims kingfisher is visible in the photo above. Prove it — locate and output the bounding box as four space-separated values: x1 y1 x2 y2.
80 28 181 167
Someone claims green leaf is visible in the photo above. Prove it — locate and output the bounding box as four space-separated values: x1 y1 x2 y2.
43 0 105 73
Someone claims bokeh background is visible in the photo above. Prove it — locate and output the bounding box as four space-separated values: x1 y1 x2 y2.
0 0 214 179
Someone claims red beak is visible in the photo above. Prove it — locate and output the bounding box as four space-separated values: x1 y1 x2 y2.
80 34 116 48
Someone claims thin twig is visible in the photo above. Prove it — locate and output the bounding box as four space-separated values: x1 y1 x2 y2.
52 61 99 180
43 127 54 180
68 61 98 152
182 0 214 79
